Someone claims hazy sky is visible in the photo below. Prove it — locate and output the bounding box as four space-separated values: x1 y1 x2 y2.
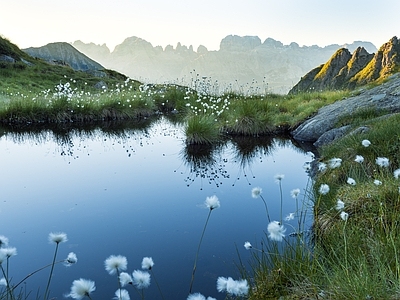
1 0 399 51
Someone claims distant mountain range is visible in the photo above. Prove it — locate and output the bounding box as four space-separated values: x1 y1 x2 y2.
289 36 400 94
69 35 377 94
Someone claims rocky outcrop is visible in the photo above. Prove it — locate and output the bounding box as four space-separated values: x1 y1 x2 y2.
289 36 400 94
23 42 104 71
291 73 400 146
72 36 377 94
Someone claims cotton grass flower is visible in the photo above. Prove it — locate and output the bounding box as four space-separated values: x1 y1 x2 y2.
119 272 133 287
205 195 220 210
285 213 295 221
66 278 95 300
374 179 382 186
290 188 300 198
394 168 400 179
376 157 389 167
0 235 9 248
64 252 78 266
216 276 249 296
362 139 371 147
0 247 17 258
251 187 262 198
319 184 330 195
354 155 364 163
105 255 128 275
340 211 349 221
132 270 151 289
141 257 154 270
318 162 327 172
347 177 356 185
114 289 130 300
329 158 342 169
274 174 285 183
48 232 68 244
267 221 286 242
0 278 6 286
336 199 345 210
244 241 252 250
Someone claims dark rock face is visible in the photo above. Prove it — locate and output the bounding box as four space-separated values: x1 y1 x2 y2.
289 36 400 94
23 42 104 71
291 73 400 145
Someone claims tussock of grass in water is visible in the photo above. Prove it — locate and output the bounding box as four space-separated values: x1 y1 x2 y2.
184 114 220 145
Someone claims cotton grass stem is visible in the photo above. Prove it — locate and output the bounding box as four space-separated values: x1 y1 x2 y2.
43 242 60 300
189 208 214 293
259 195 271 223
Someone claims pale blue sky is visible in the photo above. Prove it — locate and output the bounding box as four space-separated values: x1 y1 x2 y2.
1 0 399 51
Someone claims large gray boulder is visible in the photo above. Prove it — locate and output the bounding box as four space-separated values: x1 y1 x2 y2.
291 73 400 144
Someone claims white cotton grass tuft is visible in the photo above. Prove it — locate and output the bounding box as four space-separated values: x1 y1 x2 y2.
66 278 96 300
216 276 249 296
354 155 364 163
104 255 128 275
0 278 6 286
64 252 78 266
141 257 154 270
336 199 345 211
48 232 68 244
132 270 151 289
267 221 286 242
187 293 206 300
251 187 262 198
329 158 342 169
274 174 285 183
319 184 330 195
205 195 220 210
119 272 133 287
374 179 382 186
0 247 17 258
394 168 400 179
376 157 390 168
113 289 130 300
285 212 295 221
0 236 9 248
362 139 371 147
290 188 300 198
347 177 356 185
244 241 252 250
340 211 349 221
318 162 327 172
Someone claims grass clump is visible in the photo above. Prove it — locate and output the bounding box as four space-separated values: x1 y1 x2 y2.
184 114 220 145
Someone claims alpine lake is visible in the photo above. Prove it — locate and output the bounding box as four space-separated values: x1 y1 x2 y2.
0 116 314 299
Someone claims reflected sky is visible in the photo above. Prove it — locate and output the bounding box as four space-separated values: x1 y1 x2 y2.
0 118 313 299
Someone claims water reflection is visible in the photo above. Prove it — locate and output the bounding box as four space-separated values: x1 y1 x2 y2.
0 117 313 299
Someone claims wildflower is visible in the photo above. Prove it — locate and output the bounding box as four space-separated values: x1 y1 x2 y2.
394 168 400 179
274 174 285 183
0 278 6 286
141 257 154 270
187 293 206 300
0 236 9 248
132 270 151 289
374 179 382 186
64 252 78 266
235 279 250 296
376 157 389 167
340 211 349 221
48 232 68 244
114 289 130 300
329 158 342 169
290 188 300 198
0 247 17 258
285 212 295 221
319 184 330 195
205 195 220 210
362 139 371 147
119 272 133 287
347 177 356 185
244 242 252 250
318 162 327 172
267 221 286 242
66 278 96 300
354 155 364 163
251 187 262 198
104 255 128 275
217 276 249 296
336 199 345 210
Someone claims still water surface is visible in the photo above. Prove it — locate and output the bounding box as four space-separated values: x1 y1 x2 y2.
0 118 313 299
